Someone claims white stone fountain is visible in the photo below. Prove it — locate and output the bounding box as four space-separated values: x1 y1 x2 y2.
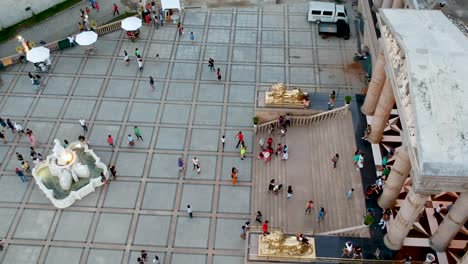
32 139 109 208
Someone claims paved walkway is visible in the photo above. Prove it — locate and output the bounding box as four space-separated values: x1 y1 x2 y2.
0 2 364 263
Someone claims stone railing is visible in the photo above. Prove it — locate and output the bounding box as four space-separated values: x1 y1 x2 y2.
95 19 125 36
255 105 349 133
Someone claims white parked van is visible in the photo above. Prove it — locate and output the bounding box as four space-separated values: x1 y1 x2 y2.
307 1 349 24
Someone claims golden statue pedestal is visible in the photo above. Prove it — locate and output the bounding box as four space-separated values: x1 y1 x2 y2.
258 230 316 260
264 83 308 108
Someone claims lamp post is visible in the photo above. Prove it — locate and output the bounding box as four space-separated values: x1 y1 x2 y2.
17 35 29 53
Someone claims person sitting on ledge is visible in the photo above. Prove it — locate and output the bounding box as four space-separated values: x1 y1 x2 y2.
362 124 371 140
296 233 309 245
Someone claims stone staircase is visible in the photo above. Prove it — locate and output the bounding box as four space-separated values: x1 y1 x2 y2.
251 106 369 236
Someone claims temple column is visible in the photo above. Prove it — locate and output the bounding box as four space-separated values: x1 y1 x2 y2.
384 189 429 250
392 0 405 8
373 0 384 8
378 149 411 209
429 192 468 252
367 79 395 143
382 0 394 8
361 50 386 115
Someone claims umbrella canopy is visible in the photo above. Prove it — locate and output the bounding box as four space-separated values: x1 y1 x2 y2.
75 31 98 46
26 47 50 63
121 17 142 31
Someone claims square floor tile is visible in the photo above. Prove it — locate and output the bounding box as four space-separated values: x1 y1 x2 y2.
319 67 345 85
172 63 198 80
152 25 177 41
94 39 118 55
221 156 252 182
230 65 256 82
261 47 285 63
73 78 104 96
185 155 216 180
189 128 220 151
263 14 284 28
166 82 195 101
289 48 314 64
228 85 255 103
53 57 83 74
176 44 201 61
223 130 253 153
149 153 181 179
179 184 214 212
290 66 316 84
148 43 173 59
93 213 132 244
93 150 113 166
213 255 244 264
232 46 257 63
134 215 171 246
53 211 93 242
0 145 10 164
215 218 246 249
226 106 254 127
197 83 225 102
218 186 251 213
179 28 204 43
82 58 111 75
0 208 17 237
155 128 186 150
161 104 191 124
260 66 286 83
317 48 344 65
111 60 138 77
27 184 53 205
236 13 258 27
103 181 140 208
135 80 164 100
203 45 229 62
12 75 37 94
0 96 34 117
172 253 207 264
207 29 231 43
42 76 74 95
261 30 284 45
115 152 147 177
45 247 82 264
141 61 169 79
119 126 153 148
288 15 311 29
193 105 222 126
184 12 207 25
31 98 65 118
87 249 124 264
234 30 257 44
104 79 134 98
14 209 55 239
210 13 232 27
142 182 177 210
289 31 313 46
3 245 42 264
63 99 96 120
128 102 159 123
95 101 128 121
87 124 121 146
174 217 210 248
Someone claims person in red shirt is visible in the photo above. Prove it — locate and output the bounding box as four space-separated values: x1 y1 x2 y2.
262 220 269 236
113 3 120 16
235 131 244 148
107 135 114 147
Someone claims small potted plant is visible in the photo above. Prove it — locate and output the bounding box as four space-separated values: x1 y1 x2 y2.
345 95 352 105
363 214 375 226
253 116 259 127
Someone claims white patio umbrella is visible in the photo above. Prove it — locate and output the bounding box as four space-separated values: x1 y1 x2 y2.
121 17 142 31
26 47 50 63
75 31 98 46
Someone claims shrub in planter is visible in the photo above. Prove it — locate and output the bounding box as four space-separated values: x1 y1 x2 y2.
363 214 375 226
253 116 259 125
345 95 352 104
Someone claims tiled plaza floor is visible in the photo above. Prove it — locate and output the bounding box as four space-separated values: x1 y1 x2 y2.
0 3 363 264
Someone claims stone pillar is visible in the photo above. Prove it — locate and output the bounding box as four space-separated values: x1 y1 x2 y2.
382 0 394 8
378 149 411 209
361 50 386 116
373 0 384 8
367 79 395 143
384 189 429 250
429 193 468 252
392 0 404 8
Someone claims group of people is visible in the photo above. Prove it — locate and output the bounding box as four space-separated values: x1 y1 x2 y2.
137 250 160 264
341 241 363 259
0 117 37 146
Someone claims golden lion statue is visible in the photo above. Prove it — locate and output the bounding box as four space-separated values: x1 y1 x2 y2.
266 83 307 105
259 230 313 256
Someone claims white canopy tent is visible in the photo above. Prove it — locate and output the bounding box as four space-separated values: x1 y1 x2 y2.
161 0 181 11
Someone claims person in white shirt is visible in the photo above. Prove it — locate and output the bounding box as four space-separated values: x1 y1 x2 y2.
152 255 160 264
187 204 193 218
79 117 88 132
67 35 76 46
14 122 24 135
192 157 199 170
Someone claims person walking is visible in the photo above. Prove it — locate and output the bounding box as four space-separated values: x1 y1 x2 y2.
178 157 185 172
79 117 88 132
128 134 135 146
221 135 225 151
94 0 100 11
328 90 336 110
137 56 144 72
240 145 247 160
208 58 215 72
14 122 24 135
178 23 184 36
231 167 238 185
262 220 269 236
268 179 275 192
16 152 24 162
255 211 263 224
85 6 91 16
187 204 193 218
134 126 143 140
305 200 314 215
241 225 247 239
109 164 117 180
189 32 195 42
149 76 155 90
285 113 291 127
21 161 31 174
113 3 120 16
135 48 141 57
196 162 201 174
331 153 339 168
346 188 354 199
27 129 37 147
107 135 114 147
123 50 130 65
216 68 221 81
15 168 28 182
317 207 326 222
0 130 6 143
287 185 293 199
6 119 15 132
152 255 160 264
192 157 199 170
0 117 6 129
235 131 244 148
